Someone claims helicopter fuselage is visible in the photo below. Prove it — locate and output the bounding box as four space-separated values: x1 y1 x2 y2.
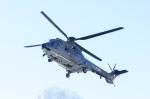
25 11 128 85
42 38 111 80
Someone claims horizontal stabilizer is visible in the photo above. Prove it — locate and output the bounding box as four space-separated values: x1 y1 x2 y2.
113 70 128 75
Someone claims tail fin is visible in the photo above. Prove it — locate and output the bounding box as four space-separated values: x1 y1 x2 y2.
105 69 128 84
105 64 128 84
106 70 128 84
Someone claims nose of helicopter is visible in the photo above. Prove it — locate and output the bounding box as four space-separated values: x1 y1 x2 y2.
42 43 51 51
42 43 46 49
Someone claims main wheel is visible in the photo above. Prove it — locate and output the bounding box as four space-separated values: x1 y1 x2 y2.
66 73 70 78
48 59 52 62
100 76 102 79
82 68 87 73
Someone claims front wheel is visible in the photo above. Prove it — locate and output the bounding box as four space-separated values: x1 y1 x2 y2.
66 73 70 78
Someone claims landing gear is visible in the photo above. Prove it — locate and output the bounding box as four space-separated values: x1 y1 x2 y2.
66 73 70 78
66 71 71 78
82 67 87 73
48 58 52 62
100 76 102 79
100 74 103 79
43 53 46 57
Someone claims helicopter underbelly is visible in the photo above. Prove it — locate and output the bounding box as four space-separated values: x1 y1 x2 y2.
43 48 83 73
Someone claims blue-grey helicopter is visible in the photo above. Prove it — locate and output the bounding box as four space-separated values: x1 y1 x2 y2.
25 11 128 85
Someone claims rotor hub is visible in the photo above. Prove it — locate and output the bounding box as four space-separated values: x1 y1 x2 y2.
68 37 76 42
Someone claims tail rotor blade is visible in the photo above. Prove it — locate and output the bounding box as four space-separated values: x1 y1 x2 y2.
113 64 116 70
107 63 113 72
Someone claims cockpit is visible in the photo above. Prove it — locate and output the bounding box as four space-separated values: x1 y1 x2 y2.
47 38 63 48
47 38 83 56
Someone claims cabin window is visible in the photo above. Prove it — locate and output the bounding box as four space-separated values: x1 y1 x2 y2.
64 48 68 51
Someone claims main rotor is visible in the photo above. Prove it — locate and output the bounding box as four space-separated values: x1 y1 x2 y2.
41 11 123 42
25 11 124 62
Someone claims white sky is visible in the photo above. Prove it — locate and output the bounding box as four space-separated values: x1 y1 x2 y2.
39 87 83 99
0 0 150 99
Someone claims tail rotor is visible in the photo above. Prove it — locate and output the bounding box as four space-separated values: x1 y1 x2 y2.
107 63 116 72
106 63 128 86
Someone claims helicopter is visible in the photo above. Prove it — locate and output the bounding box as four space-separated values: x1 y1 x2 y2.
25 11 128 85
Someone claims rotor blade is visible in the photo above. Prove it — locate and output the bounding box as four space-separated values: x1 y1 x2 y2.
113 64 116 70
75 43 102 61
107 63 113 72
75 27 124 40
41 11 69 39
24 44 42 48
